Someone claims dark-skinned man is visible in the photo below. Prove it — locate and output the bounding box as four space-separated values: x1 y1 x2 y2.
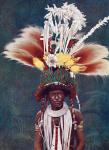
34 69 85 150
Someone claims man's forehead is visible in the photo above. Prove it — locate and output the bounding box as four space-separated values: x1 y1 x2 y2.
48 89 64 94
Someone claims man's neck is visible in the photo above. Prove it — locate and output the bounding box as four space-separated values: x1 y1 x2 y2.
51 105 63 111
46 102 68 117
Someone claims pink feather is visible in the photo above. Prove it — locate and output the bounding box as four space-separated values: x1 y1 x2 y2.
3 26 45 68
74 43 109 65
80 59 109 75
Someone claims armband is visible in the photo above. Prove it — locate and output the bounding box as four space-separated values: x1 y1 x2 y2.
35 119 43 131
35 123 40 131
77 121 84 129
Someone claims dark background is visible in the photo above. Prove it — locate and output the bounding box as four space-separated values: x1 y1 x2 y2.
0 0 109 149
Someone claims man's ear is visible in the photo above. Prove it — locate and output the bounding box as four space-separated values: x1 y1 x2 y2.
34 84 45 101
45 94 49 102
68 84 76 99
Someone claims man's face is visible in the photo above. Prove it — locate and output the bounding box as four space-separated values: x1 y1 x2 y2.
48 89 65 110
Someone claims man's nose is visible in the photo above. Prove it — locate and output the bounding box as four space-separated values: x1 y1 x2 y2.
55 94 59 99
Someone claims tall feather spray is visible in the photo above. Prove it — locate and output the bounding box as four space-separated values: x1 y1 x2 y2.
71 16 109 53
3 3 109 75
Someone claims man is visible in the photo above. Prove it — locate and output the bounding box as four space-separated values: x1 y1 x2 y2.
3 2 109 150
34 68 85 150
34 88 85 150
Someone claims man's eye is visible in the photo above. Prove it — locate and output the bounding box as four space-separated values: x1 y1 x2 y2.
58 95 62 98
51 96 55 98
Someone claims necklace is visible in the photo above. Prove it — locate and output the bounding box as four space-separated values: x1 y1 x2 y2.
46 102 68 117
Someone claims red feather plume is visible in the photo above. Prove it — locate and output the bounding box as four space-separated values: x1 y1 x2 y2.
3 26 45 68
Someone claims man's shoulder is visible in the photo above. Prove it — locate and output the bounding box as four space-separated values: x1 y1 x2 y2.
69 107 83 121
36 110 42 116
35 110 43 123
69 107 80 113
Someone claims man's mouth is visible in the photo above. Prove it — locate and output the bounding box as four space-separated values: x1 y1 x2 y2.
53 101 62 106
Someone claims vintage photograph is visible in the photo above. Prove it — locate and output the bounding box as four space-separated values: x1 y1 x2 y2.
0 0 109 150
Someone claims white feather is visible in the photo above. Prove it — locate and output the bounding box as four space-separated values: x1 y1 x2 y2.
44 3 86 54
71 16 109 54
20 25 43 38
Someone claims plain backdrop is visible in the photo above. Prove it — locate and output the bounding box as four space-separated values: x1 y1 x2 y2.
0 0 109 149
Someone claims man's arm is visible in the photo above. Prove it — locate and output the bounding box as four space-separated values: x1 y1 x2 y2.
76 125 85 150
34 111 43 150
75 110 85 150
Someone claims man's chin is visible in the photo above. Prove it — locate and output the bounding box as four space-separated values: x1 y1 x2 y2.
52 104 63 110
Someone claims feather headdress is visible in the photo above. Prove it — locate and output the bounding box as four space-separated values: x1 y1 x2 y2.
3 3 109 76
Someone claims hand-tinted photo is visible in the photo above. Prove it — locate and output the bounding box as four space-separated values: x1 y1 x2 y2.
0 0 109 150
